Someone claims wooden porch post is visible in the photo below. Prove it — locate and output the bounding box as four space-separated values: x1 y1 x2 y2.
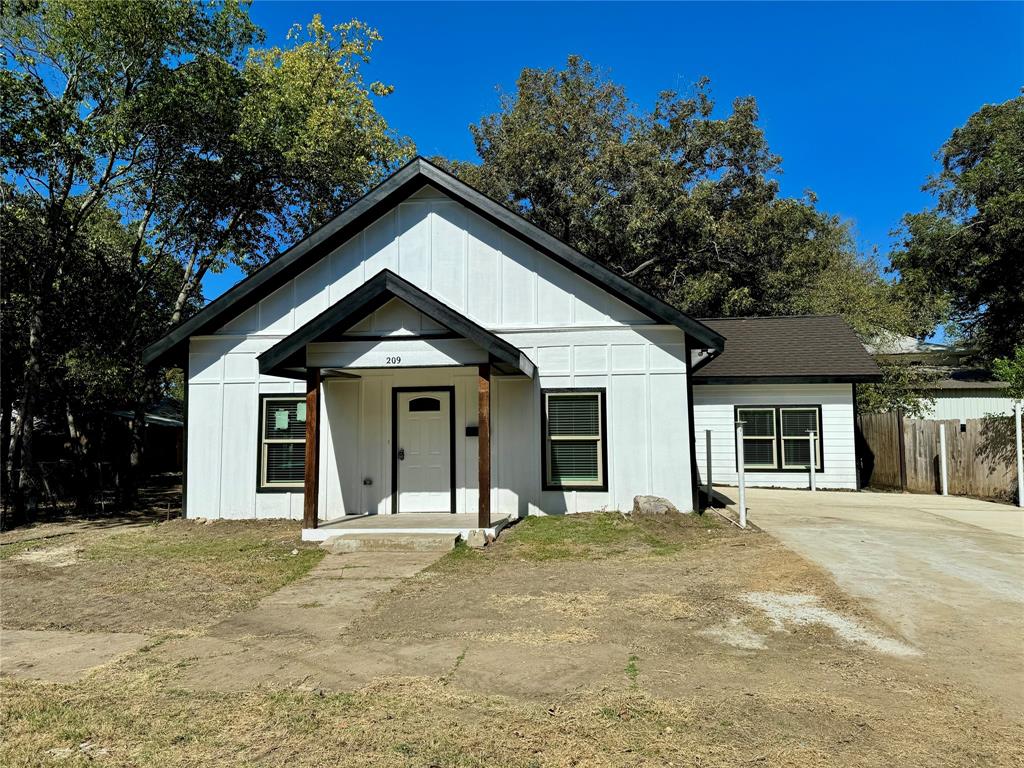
478 363 491 528
303 367 321 529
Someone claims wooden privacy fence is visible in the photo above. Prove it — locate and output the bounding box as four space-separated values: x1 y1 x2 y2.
857 412 1019 502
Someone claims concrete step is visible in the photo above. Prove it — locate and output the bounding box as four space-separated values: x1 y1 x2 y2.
319 532 458 554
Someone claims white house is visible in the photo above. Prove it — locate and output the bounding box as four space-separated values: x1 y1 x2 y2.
144 158 880 539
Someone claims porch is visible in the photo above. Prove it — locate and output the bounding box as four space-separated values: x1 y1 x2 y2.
300 512 512 542
254 270 536 541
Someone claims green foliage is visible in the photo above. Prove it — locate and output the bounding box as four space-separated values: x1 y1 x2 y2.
992 346 1024 402
444 57 933 414
890 94 1024 363
856 360 939 417
1 1 412 511
443 57 928 343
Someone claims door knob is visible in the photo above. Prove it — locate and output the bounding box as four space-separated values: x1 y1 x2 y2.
397 448 405 461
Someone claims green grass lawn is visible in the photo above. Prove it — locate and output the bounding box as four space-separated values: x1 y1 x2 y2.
497 510 718 561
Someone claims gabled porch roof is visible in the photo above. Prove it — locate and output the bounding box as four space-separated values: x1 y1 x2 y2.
257 269 536 379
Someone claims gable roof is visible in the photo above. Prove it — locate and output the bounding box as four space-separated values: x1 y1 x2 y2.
143 156 725 367
258 270 535 379
693 315 882 384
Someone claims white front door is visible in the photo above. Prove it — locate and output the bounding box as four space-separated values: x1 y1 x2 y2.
396 390 452 512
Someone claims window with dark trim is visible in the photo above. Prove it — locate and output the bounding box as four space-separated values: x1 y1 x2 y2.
735 405 822 471
737 408 777 469
542 389 607 490
259 396 306 490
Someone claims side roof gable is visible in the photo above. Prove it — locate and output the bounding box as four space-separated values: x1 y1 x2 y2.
143 157 724 366
258 270 535 379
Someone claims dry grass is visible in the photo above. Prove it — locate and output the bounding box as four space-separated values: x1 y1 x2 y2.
0 519 323 633
2 655 1020 768
2 512 1022 767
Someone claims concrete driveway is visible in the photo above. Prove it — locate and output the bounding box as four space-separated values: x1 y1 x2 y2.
730 487 1024 713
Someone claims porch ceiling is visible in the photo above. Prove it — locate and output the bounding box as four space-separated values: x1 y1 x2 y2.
257 270 536 380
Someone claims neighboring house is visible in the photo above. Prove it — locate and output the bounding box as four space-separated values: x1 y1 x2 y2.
868 335 1016 420
692 316 881 490
111 398 184 473
143 158 879 539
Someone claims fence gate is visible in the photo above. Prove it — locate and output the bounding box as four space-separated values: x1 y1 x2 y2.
857 411 904 490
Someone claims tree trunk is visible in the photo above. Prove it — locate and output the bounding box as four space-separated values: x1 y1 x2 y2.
13 304 44 521
169 250 203 327
125 406 146 509
123 378 157 511
65 401 93 512
1 392 12 529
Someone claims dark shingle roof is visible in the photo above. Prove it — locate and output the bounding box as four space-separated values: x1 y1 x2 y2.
930 368 1009 390
693 315 882 383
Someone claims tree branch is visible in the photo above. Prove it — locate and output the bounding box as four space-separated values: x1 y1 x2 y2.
620 257 658 278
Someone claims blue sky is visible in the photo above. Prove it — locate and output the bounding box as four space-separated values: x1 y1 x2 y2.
204 0 1023 301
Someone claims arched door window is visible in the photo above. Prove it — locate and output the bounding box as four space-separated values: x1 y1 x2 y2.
408 397 441 412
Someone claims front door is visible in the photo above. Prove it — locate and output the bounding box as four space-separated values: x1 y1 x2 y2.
396 390 452 512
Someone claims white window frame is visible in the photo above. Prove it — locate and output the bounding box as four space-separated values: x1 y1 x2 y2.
543 390 605 489
736 407 778 469
259 396 306 490
780 407 822 470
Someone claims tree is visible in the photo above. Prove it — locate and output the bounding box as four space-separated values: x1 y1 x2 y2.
890 94 1024 363
993 346 1024 403
443 57 932 410
1 1 412 517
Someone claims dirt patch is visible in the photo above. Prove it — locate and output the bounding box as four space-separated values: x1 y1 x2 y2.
0 629 149 682
699 617 768 650
743 591 921 656
9 542 82 567
0 519 322 633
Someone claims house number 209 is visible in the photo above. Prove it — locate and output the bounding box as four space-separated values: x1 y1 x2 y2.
385 356 401 365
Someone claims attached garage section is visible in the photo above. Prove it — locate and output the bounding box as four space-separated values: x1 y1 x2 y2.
693 382 858 489
690 315 881 491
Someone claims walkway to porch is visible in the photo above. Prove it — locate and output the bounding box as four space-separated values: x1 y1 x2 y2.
300 513 512 542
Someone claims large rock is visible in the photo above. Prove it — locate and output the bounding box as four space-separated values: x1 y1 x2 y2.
631 495 682 516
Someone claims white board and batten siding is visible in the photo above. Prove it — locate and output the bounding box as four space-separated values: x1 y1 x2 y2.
693 383 858 490
185 185 695 519
496 327 692 517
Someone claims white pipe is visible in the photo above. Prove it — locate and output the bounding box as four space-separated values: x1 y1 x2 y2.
808 431 817 492
1015 402 1023 508
939 423 948 496
705 429 713 505
735 421 746 529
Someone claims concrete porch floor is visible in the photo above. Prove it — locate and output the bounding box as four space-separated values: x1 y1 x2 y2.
300 512 512 542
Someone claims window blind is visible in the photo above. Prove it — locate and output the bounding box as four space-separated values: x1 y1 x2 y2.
260 397 306 488
781 408 820 469
545 392 603 487
737 408 777 469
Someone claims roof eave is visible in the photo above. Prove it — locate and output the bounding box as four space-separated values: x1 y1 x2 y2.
693 374 883 385
143 156 723 366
